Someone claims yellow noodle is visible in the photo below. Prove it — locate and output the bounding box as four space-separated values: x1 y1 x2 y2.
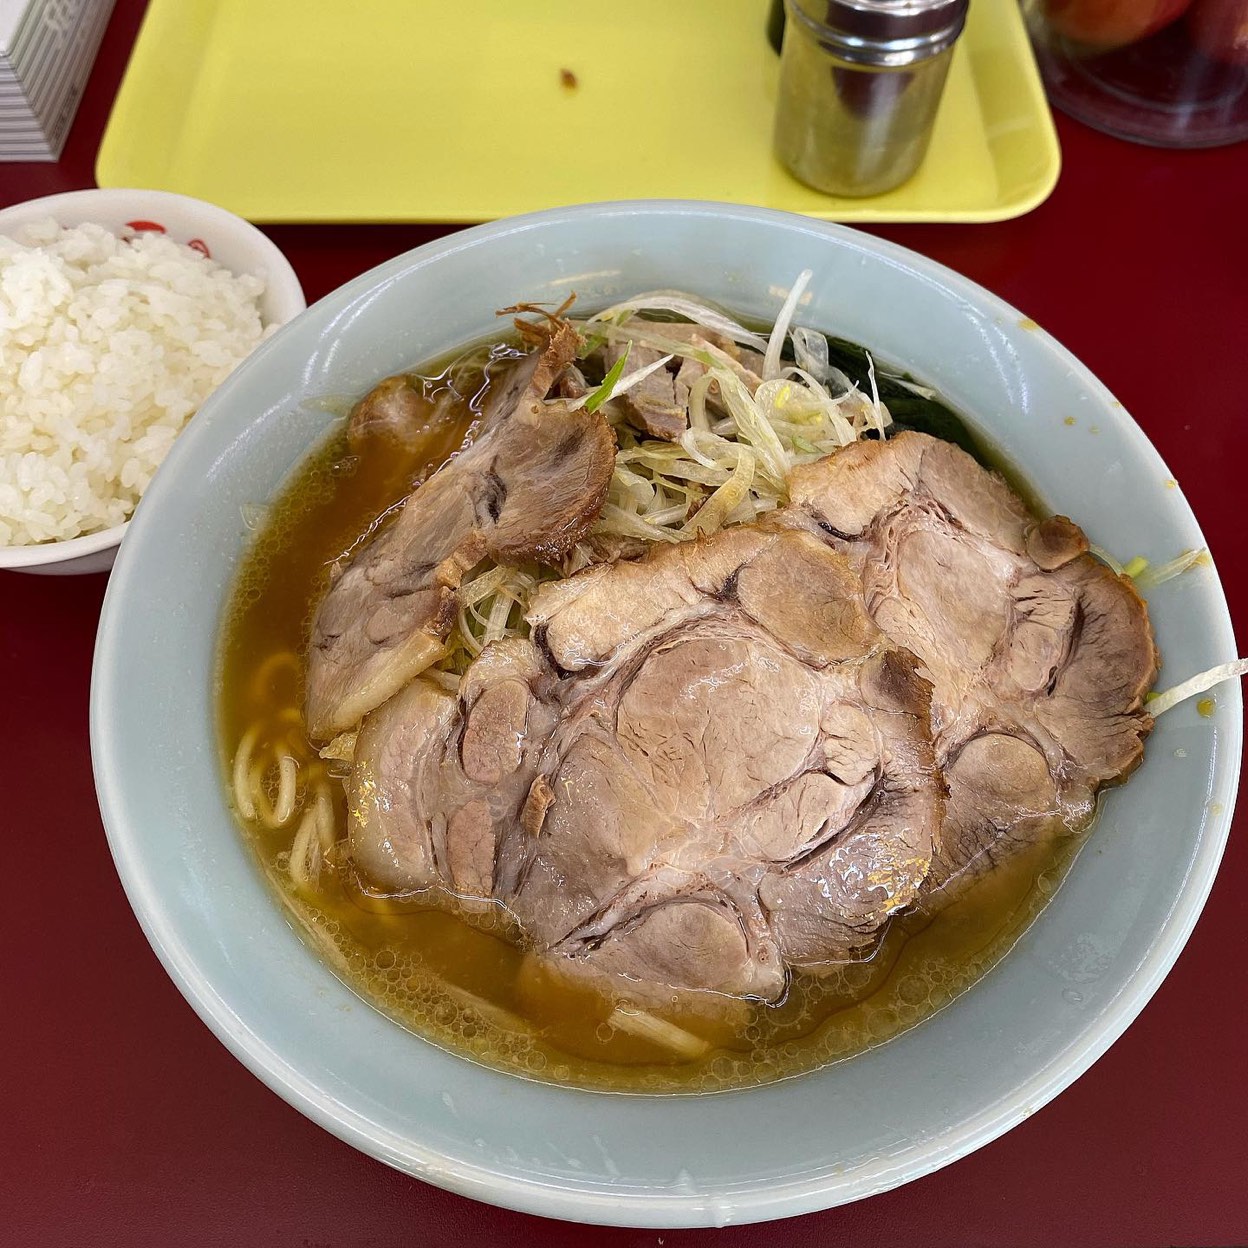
272 754 299 826
231 724 260 821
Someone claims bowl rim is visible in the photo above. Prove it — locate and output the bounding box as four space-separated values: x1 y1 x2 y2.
0 187 306 570
90 199 1242 1227
0 520 129 568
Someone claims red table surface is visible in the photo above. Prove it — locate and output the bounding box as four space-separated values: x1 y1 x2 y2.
3 4 1247 1246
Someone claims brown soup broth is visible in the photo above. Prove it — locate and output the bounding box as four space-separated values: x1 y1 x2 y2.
217 343 1085 1094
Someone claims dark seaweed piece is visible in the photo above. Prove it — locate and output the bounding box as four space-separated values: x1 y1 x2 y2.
821 336 987 465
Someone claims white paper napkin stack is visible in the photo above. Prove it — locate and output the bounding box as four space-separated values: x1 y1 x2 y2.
1 0 115 161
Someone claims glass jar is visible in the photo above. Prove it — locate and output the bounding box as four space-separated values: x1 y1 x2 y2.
1023 0 1248 148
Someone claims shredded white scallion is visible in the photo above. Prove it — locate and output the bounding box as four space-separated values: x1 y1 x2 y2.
240 503 271 532
1134 548 1209 590
568 351 674 414
424 667 463 693
713 371 790 486
607 1005 711 1058
683 443 756 536
442 563 561 671
865 352 887 439
596 501 686 543
435 273 904 681
763 269 813 381
1090 545 1125 576
586 320 718 367
588 291 768 353
1090 546 1208 586
892 376 939 399
1149 659 1248 717
686 371 714 432
791 325 831 383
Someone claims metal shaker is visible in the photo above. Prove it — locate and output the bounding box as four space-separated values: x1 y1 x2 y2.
774 0 970 196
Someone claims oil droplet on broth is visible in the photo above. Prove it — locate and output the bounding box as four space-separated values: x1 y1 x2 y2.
217 341 1092 1093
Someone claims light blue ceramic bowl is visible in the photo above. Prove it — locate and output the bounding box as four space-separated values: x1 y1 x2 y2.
90 202 1241 1228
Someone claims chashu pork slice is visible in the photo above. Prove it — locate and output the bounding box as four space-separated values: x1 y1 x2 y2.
789 430 1158 900
305 322 615 739
344 525 943 1005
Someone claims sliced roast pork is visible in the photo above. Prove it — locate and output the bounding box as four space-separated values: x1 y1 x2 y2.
305 323 615 738
327 359 1157 1008
592 324 766 442
598 342 687 441
788 431 1158 900
346 526 943 1003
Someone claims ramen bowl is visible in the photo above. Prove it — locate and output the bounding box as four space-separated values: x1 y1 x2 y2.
90 201 1240 1227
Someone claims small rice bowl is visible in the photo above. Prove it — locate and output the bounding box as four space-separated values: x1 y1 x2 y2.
0 219 272 546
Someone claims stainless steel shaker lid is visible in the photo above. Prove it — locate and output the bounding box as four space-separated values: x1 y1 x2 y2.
787 0 970 62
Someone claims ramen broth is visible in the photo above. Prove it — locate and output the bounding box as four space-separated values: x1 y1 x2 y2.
218 342 1086 1093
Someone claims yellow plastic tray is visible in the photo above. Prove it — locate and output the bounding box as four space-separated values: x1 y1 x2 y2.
97 0 1060 224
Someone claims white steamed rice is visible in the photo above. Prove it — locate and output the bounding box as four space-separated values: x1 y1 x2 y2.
0 218 271 546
